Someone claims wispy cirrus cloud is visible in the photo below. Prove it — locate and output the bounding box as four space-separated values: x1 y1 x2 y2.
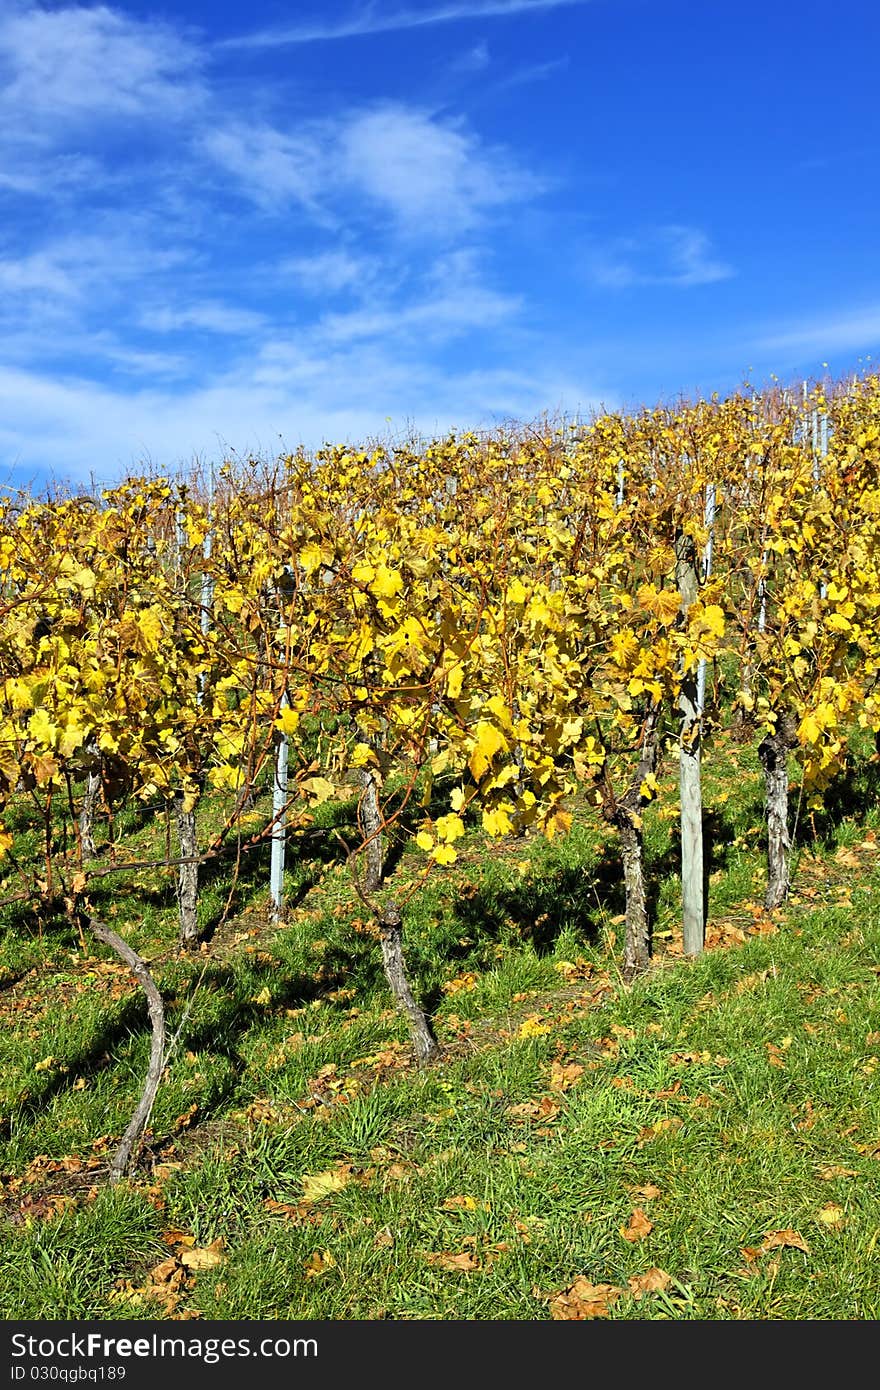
0 1 601 488
0 346 605 491
337 106 543 233
139 302 267 337
0 226 193 312
277 250 381 297
202 104 544 236
221 0 592 50
0 3 207 206
199 122 330 219
311 249 522 345
0 3 204 129
451 39 492 72
586 225 734 289
756 304 880 359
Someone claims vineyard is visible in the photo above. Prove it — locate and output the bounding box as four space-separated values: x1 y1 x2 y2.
2 373 880 1319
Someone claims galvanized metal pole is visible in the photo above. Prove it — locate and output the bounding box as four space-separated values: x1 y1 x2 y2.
696 482 716 716
269 693 289 921
677 529 704 958
201 463 214 642
812 411 828 599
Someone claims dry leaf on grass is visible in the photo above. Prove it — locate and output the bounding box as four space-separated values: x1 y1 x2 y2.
442 973 477 995
741 1229 810 1265
300 1165 352 1203
506 1097 560 1122
423 1250 480 1272
548 1277 622 1320
628 1267 672 1298
548 1060 585 1092
180 1238 226 1270
760 1229 810 1254
620 1207 653 1243
637 1117 683 1144
303 1250 336 1278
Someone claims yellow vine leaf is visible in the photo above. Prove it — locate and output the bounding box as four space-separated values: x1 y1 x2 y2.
435 813 465 843
431 843 457 866
468 721 507 781
275 707 300 735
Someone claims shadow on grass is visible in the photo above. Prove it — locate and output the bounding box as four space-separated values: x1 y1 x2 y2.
78 802 365 946
0 991 148 1140
449 806 740 968
0 946 366 1144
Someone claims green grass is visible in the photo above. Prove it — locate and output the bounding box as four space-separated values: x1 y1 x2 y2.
2 731 880 1319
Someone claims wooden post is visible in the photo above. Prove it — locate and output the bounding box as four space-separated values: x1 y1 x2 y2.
360 764 384 894
759 716 795 909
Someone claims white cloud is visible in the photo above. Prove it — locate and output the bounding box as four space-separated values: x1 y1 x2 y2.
140 302 267 336
0 4 204 128
314 280 520 345
0 154 101 197
0 345 606 487
452 40 492 72
338 105 542 233
277 250 379 296
0 252 79 299
493 55 569 88
271 248 520 347
202 104 542 236
0 6 593 489
757 305 880 358
200 121 332 219
222 0 592 50
0 228 194 322
587 226 733 289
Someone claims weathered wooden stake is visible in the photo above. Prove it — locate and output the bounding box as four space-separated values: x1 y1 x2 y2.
360 767 384 894
759 715 795 909
82 914 165 1183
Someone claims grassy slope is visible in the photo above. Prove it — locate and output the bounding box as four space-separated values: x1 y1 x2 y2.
1 731 879 1320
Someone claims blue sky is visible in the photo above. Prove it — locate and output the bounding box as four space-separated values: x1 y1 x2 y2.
2 0 878 492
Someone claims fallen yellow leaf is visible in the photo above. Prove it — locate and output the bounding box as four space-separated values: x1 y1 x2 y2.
180 1238 225 1270
301 1165 352 1203
817 1203 845 1226
303 1249 335 1278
